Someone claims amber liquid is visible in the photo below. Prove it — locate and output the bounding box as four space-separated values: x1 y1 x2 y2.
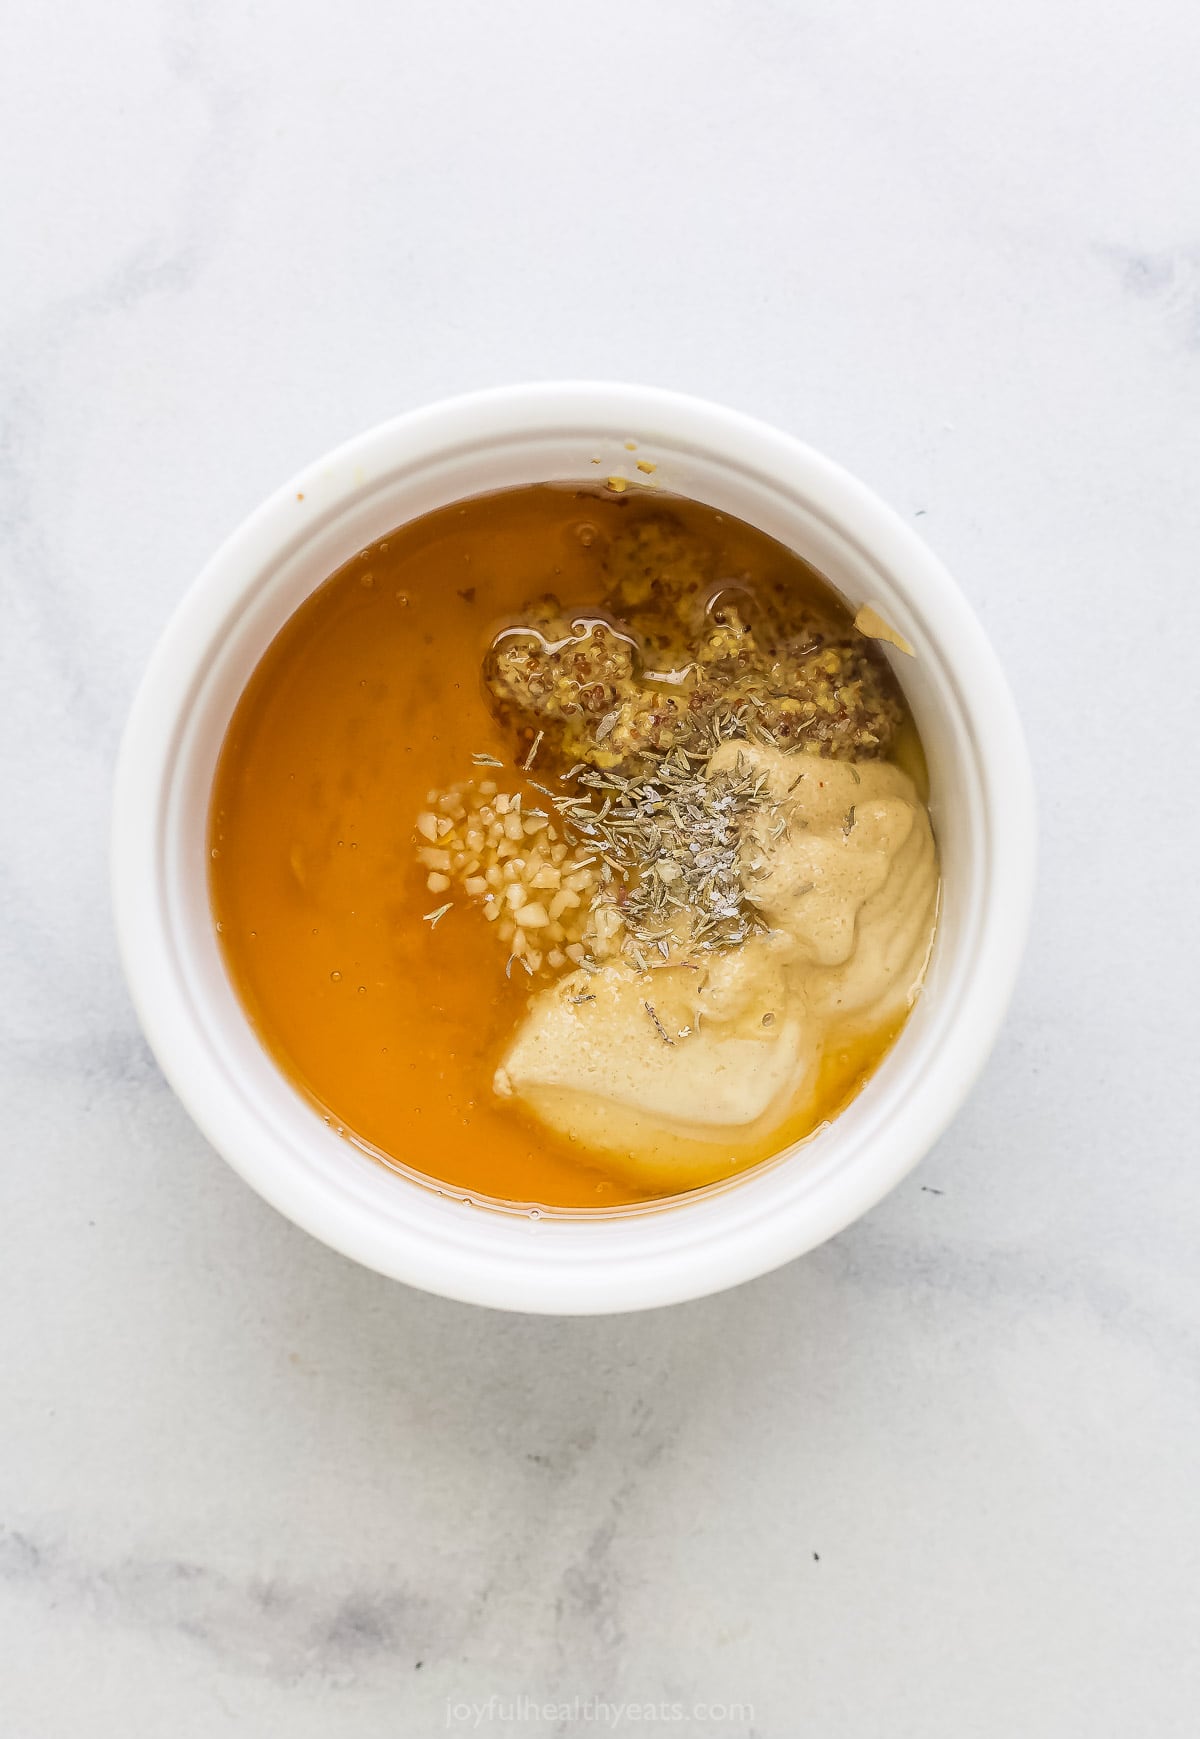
209 484 921 1210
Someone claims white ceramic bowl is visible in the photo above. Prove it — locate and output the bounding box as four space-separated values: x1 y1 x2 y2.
112 383 1034 1314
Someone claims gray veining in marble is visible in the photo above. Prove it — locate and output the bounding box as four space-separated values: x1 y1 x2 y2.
3 2 1200 1734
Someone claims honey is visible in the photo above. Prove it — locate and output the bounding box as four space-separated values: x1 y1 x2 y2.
209 484 921 1209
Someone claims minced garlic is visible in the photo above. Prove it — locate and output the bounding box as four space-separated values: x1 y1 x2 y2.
415 779 601 975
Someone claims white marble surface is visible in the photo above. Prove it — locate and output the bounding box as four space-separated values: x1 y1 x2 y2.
3 2 1199 1733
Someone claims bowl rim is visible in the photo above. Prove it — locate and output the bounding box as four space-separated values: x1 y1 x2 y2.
111 381 1036 1313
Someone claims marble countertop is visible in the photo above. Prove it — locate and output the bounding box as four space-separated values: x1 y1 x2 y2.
4 3 1199 1733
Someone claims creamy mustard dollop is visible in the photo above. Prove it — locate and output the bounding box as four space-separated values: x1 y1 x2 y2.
494 746 938 1185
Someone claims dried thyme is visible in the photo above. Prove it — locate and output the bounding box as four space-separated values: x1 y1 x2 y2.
643 1001 675 1044
552 745 782 966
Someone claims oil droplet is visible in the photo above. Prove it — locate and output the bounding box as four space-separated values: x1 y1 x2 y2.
330 970 342 982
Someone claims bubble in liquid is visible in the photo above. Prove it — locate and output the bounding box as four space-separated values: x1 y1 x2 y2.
330 970 342 982
210 847 220 858
357 986 366 995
